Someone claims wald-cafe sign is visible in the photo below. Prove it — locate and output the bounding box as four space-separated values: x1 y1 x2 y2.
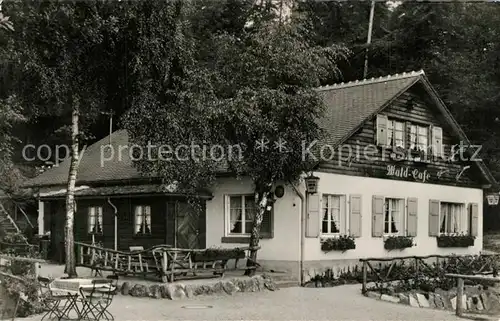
386 165 431 183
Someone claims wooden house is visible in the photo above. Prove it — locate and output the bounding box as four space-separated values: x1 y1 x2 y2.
22 70 497 285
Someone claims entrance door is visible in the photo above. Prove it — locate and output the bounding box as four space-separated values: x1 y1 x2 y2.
166 201 204 249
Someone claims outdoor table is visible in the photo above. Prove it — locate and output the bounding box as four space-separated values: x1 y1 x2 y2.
49 278 111 320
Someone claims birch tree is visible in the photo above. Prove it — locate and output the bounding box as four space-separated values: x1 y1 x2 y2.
123 0 349 275
4 0 117 276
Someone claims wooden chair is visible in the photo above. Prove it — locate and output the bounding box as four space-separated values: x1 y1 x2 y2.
79 275 118 321
129 246 148 273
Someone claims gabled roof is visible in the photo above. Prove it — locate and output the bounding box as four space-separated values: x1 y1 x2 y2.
316 70 422 147
316 70 497 186
23 129 144 187
23 70 497 188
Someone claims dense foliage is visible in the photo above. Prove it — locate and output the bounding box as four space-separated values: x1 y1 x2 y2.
0 232 43 317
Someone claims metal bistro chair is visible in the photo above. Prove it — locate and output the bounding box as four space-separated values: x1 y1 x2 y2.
79 274 118 321
37 276 77 321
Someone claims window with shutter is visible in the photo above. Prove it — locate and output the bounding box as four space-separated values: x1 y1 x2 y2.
224 194 272 237
376 114 388 146
349 195 362 237
383 198 405 235
428 200 440 236
321 195 346 236
306 194 320 238
439 202 466 235
431 126 443 158
469 203 479 237
372 196 384 237
407 198 418 237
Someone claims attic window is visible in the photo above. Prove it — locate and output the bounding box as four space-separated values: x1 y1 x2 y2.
376 114 443 157
387 120 405 148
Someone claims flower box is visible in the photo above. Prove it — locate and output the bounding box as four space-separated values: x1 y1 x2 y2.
384 236 414 250
437 234 475 248
321 235 356 252
192 248 246 262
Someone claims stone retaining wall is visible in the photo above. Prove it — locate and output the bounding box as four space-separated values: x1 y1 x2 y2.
365 285 500 316
116 275 278 300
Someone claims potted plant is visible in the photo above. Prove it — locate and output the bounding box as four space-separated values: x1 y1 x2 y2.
321 235 356 252
384 236 414 250
437 234 475 248
192 247 246 262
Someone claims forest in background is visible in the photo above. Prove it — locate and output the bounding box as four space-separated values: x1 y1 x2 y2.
1 0 500 188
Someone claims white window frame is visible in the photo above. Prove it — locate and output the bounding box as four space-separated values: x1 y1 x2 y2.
88 206 103 234
383 197 406 236
439 202 466 235
388 120 405 148
225 194 258 236
134 205 152 235
320 194 346 236
386 118 431 152
409 124 429 153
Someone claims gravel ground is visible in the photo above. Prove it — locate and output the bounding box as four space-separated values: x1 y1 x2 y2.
22 284 465 321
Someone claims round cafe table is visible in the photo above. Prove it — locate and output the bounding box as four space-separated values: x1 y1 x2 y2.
49 277 110 320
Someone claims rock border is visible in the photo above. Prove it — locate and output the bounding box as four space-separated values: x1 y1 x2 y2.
364 285 500 317
115 275 278 300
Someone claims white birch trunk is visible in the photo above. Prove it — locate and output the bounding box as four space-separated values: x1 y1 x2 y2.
245 182 273 276
64 99 80 277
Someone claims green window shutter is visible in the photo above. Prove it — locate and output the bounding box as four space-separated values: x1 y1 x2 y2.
469 203 479 237
349 195 362 237
431 126 443 158
407 197 418 237
376 114 388 146
372 195 384 237
306 194 320 238
429 199 440 236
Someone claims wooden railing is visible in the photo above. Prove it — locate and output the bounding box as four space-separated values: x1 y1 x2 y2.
360 254 500 293
75 242 168 277
445 273 500 316
75 242 260 282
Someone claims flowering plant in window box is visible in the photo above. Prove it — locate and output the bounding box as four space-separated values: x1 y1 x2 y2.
192 246 246 262
321 235 356 252
383 236 414 250
437 234 475 248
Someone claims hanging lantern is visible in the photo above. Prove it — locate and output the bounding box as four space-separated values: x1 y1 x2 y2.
305 175 320 194
486 193 499 206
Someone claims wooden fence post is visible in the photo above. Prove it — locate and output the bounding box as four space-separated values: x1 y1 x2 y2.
456 277 464 316
362 261 367 294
